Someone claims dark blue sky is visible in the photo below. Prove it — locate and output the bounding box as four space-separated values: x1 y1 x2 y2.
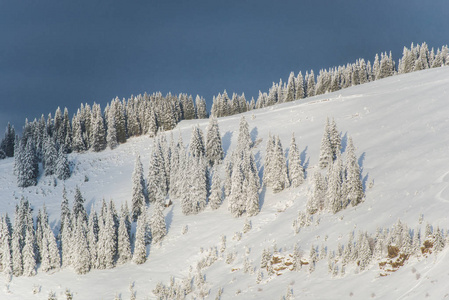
1 0 448 133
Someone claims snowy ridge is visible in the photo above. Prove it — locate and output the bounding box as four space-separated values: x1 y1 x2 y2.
1 67 449 299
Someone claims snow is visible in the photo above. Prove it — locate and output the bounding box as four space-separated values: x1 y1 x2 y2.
1 67 449 299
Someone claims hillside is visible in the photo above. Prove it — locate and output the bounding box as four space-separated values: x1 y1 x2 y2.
1 67 449 299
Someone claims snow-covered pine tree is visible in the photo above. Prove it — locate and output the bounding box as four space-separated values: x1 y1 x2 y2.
43 137 58 176
60 213 73 268
295 72 305 99
205 117 224 166
18 139 39 187
90 104 107 152
1 220 13 281
190 157 208 214
22 226 36 276
345 137 364 207
131 154 146 221
133 213 147 264
195 95 208 119
329 118 341 160
87 208 99 269
106 110 118 150
237 116 252 151
11 226 23 276
271 135 289 193
73 186 87 223
56 146 70 180
262 133 275 187
327 152 344 214
228 156 245 217
147 140 168 205
189 125 205 158
117 210 132 265
209 164 223 210
97 203 117 269
306 70 316 97
245 152 260 217
285 72 296 102
150 202 167 244
306 172 325 215
288 133 305 188
319 118 332 169
73 217 90 274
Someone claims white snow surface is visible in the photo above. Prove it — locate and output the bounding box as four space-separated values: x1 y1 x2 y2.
1 67 449 299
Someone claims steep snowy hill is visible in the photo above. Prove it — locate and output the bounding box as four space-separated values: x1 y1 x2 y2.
1 67 449 299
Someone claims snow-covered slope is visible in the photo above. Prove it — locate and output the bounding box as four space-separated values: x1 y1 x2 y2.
1 67 449 299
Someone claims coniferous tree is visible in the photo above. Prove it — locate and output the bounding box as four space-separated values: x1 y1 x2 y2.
295 72 305 99
2 227 13 281
288 133 305 188
133 213 147 264
329 118 341 160
271 136 289 193
189 125 205 158
22 226 36 276
237 116 251 152
327 152 344 214
43 137 57 176
90 104 107 152
245 152 260 217
209 165 222 210
98 202 117 269
56 147 71 180
60 214 73 268
106 111 118 150
87 208 99 269
147 141 167 205
73 217 90 274
18 139 38 187
0 123 15 157
73 186 87 223
285 72 296 102
132 155 146 221
150 202 167 244
345 137 364 207
195 95 208 119
319 118 333 169
307 172 325 214
71 114 86 152
11 227 23 276
117 209 132 265
205 117 224 166
262 133 275 187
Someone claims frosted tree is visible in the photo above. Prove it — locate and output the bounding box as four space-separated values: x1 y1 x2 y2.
271 135 289 192
327 152 344 214
73 186 87 223
97 204 117 269
288 133 305 188
147 109 158 138
131 154 146 221
357 233 372 271
228 158 245 217
90 104 107 152
11 228 23 276
18 139 38 187
147 140 167 205
73 217 91 274
306 172 325 214
22 228 36 276
1 225 13 281
319 118 332 169
195 95 208 119
329 118 341 160
285 72 296 102
245 152 260 217
87 209 99 268
190 157 208 214
306 70 316 97
345 137 364 207
209 165 223 210
60 214 73 267
205 117 224 166
237 116 252 151
295 72 305 99
43 137 58 176
133 213 147 264
41 221 60 272
262 133 275 187
150 202 167 244
106 110 118 150
71 114 86 152
56 147 71 180
117 211 132 265
189 125 205 158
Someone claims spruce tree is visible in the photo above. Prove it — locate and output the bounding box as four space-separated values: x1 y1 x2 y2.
73 217 90 274
288 133 305 188
117 211 132 265
147 140 167 205
106 111 118 150
319 118 332 169
133 213 147 264
205 117 224 166
43 137 58 176
327 152 344 214
150 202 167 244
56 147 71 180
209 165 222 210
271 136 289 192
87 208 99 269
189 125 205 158
345 137 364 207
22 227 36 276
285 72 296 102
131 155 146 221
73 186 87 223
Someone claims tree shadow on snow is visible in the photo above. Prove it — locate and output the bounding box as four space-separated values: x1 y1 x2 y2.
165 205 174 233
358 152 366 172
259 186 266 211
300 146 310 178
362 173 369 193
222 131 233 158
250 127 258 144
341 132 348 153
254 150 263 171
